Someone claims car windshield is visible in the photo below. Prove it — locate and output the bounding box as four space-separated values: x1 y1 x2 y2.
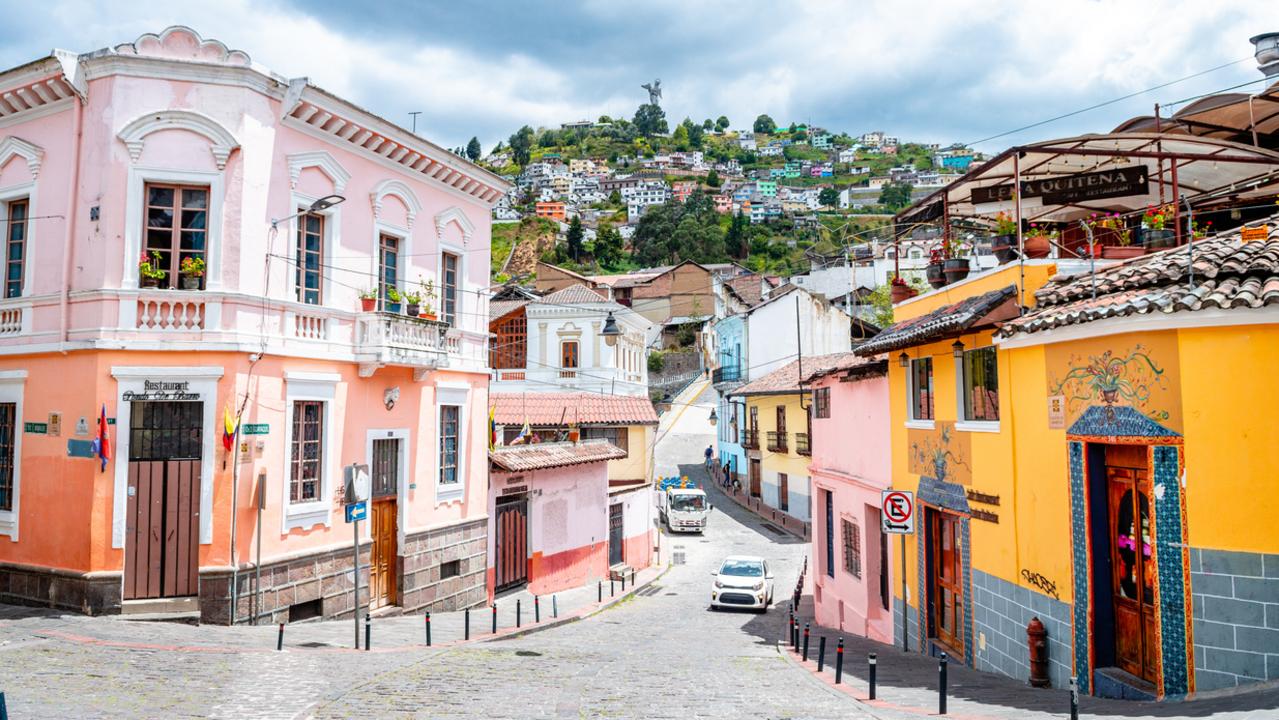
671 494 706 512
719 560 764 577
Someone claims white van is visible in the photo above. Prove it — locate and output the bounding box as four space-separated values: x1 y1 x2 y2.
660 487 710 532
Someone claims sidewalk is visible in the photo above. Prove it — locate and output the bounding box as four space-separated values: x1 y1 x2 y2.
779 583 1279 720
7 563 667 655
706 465 811 540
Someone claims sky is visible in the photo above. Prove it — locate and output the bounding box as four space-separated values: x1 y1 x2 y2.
0 1 1273 154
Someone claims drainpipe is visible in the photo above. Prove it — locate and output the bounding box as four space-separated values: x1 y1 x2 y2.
60 92 85 351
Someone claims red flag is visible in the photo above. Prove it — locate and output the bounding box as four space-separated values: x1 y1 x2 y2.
97 404 111 471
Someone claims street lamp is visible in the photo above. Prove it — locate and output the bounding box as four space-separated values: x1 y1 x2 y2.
952 340 965 358
708 407 718 426
601 311 622 347
271 194 346 229
898 352 909 368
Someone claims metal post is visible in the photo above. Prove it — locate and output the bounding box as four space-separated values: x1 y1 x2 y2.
869 653 877 700
835 637 844 684
1014 150 1026 309
255 474 264 626
425 612 431 646
621 573 626 592
277 622 284 651
535 595 540 623
465 608 470 640
1078 220 1096 301
787 612 794 643
1069 676 1079 720
631 569 636 586
803 623 810 661
553 594 558 618
516 598 522 628
1171 159 1183 247
939 652 948 715
900 534 908 652
817 636 827 672
598 581 602 602
610 577 615 597
1183 194 1194 290
353 516 361 650
364 613 371 651
0 691 7 720
492 603 498 634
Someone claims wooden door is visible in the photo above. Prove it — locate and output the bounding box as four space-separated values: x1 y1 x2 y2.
1107 449 1157 682
778 473 789 512
369 438 399 608
929 510 964 653
609 503 625 566
749 459 762 498
494 498 528 591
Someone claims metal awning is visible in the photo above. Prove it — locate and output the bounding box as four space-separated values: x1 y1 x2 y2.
897 132 1279 229
1112 79 1279 147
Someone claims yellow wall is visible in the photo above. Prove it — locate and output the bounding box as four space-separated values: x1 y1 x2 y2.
608 424 654 483
745 392 812 481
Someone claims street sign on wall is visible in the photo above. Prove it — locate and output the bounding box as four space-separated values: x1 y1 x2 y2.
881 490 915 534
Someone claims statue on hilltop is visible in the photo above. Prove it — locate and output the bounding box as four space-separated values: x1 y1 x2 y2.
641 79 662 106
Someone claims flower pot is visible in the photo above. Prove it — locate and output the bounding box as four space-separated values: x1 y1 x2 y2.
1101 388 1118 404
991 234 1019 263
386 303 401 314
925 262 948 289
360 297 376 312
421 312 438 322
943 258 971 284
890 283 916 304
406 302 420 316
1101 245 1147 260
1023 234 1051 259
140 276 161 289
180 275 201 290
1142 228 1177 249
568 429 580 443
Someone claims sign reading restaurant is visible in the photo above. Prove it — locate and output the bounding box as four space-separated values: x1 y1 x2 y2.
972 166 1149 205
122 379 201 402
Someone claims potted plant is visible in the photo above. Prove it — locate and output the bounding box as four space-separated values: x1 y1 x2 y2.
1142 204 1176 248
403 288 422 316
990 211 1020 263
943 241 972 284
890 275 917 304
1023 224 1054 259
925 247 948 289
1192 219 1213 239
384 286 402 314
138 251 167 288
178 256 205 290
417 277 438 320
1089 213 1143 260
567 424 580 443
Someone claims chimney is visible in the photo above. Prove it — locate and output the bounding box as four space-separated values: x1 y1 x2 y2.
1252 32 1279 79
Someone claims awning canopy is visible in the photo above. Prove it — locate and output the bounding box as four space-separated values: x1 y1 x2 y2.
897 133 1279 230
1112 79 1279 148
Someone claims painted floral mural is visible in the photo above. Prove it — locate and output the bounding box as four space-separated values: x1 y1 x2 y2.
1049 345 1172 424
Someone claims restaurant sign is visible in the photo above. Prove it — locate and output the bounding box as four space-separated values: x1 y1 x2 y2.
122 379 200 402
972 166 1149 205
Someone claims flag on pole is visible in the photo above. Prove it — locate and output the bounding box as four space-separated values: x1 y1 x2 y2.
222 404 238 453
488 405 497 451
93 404 111 472
510 420 530 445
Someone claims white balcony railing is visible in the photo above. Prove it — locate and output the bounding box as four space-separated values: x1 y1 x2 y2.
136 293 206 331
355 312 449 374
0 307 23 337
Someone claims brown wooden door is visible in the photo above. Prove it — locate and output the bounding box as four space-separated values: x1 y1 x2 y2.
369 438 399 608
495 498 528 591
778 473 789 512
930 510 964 654
1108 454 1157 682
749 459 762 498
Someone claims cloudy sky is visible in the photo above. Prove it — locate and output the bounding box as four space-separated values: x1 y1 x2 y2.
1 1 1273 153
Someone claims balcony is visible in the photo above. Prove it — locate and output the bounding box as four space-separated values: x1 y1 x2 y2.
766 431 788 453
795 433 811 456
355 312 449 377
712 365 741 384
743 428 760 450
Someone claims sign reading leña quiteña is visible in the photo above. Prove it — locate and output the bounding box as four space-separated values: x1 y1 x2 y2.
972 166 1149 206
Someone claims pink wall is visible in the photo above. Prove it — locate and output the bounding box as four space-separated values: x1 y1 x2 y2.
808 370 894 643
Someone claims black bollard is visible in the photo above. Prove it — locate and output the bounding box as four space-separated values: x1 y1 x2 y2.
364 613 371 651
621 573 626 592
535 595 540 623
631 569 636 586
817 636 827 672
277 622 284 651
0 691 7 720
516 598 522 628
492 603 498 634
835 637 844 684
786 612 794 643
869 653 877 700
465 608 470 640
553 594 558 618
610 577 615 597
792 619 799 650
425 612 431 646
803 623 810 661
598 580 602 602
939 652 948 715
1069 676 1079 720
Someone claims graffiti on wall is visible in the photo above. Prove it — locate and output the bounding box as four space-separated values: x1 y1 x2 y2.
1021 568 1060 600
908 421 972 485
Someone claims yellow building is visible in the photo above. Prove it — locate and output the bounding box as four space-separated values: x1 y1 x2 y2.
856 224 1279 700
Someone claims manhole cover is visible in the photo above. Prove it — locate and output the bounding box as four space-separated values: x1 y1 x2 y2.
515 650 542 657
673 551 687 565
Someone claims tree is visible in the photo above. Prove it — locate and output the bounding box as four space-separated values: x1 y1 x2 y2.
592 223 624 270
878 181 914 210
716 116 730 131
687 121 704 149
608 190 622 205
725 210 748 258
753 114 777 134
632 192 727 266
672 123 690 150
538 129 560 148
566 216 584 262
788 122 797 133
465 136 481 162
702 118 714 131
705 168 721 188
633 103 668 138
509 125 534 166
818 187 839 208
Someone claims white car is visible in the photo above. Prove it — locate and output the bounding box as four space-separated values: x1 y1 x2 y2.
709 555 774 612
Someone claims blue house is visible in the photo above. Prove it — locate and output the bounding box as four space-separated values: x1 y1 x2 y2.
711 314 747 484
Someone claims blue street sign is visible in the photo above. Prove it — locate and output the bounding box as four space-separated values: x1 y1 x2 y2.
345 501 367 523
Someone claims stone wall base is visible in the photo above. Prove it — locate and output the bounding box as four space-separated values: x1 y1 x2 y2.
0 563 122 615
399 517 488 612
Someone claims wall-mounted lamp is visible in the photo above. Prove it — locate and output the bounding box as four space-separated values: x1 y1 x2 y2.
952 340 966 358
898 352 909 368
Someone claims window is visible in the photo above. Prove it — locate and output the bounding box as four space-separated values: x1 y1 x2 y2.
491 311 527 369
442 251 459 325
909 357 934 421
962 347 1000 422
824 490 834 578
4 200 27 298
296 212 323 304
378 234 399 310
439 405 460 485
814 387 830 418
0 402 13 512
842 518 861 578
561 340 579 369
290 401 324 503
144 184 209 288
775 405 787 434
583 426 628 455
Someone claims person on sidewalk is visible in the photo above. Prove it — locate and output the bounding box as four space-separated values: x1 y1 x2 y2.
704 445 713 470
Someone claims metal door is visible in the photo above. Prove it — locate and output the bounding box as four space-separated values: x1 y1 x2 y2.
124 401 202 600
369 438 399 608
608 503 625 567
494 498 528 591
1108 449 1157 682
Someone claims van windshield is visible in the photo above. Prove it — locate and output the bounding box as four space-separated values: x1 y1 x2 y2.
670 494 706 512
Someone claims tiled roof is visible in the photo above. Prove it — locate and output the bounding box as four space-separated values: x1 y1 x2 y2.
854 285 1019 356
490 300 528 320
490 440 627 472
539 283 607 304
725 275 764 307
999 222 1279 339
806 354 887 382
732 352 869 396
490 392 659 426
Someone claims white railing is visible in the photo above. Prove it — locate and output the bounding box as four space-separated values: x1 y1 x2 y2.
0 307 22 337
289 310 329 341
137 294 205 331
355 312 448 368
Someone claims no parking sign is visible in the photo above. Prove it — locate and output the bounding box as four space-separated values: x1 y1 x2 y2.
881 490 915 534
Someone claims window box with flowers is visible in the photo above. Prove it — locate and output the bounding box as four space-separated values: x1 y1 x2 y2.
925 247 948 289
1142 204 1177 249
138 251 168 289
890 274 918 304
359 288 377 312
1088 212 1144 260
1023 224 1055 259
943 240 972 284
990 211 1020 263
179 256 205 290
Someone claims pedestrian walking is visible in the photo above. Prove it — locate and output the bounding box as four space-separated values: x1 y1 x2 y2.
704 444 713 470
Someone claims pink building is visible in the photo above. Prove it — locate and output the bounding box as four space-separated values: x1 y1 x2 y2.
808 355 894 642
488 441 651 597
0 27 508 624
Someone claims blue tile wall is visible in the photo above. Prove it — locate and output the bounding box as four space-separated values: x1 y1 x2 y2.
971 569 1073 689
1153 445 1189 697
1068 441 1091 695
1067 406 1180 439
